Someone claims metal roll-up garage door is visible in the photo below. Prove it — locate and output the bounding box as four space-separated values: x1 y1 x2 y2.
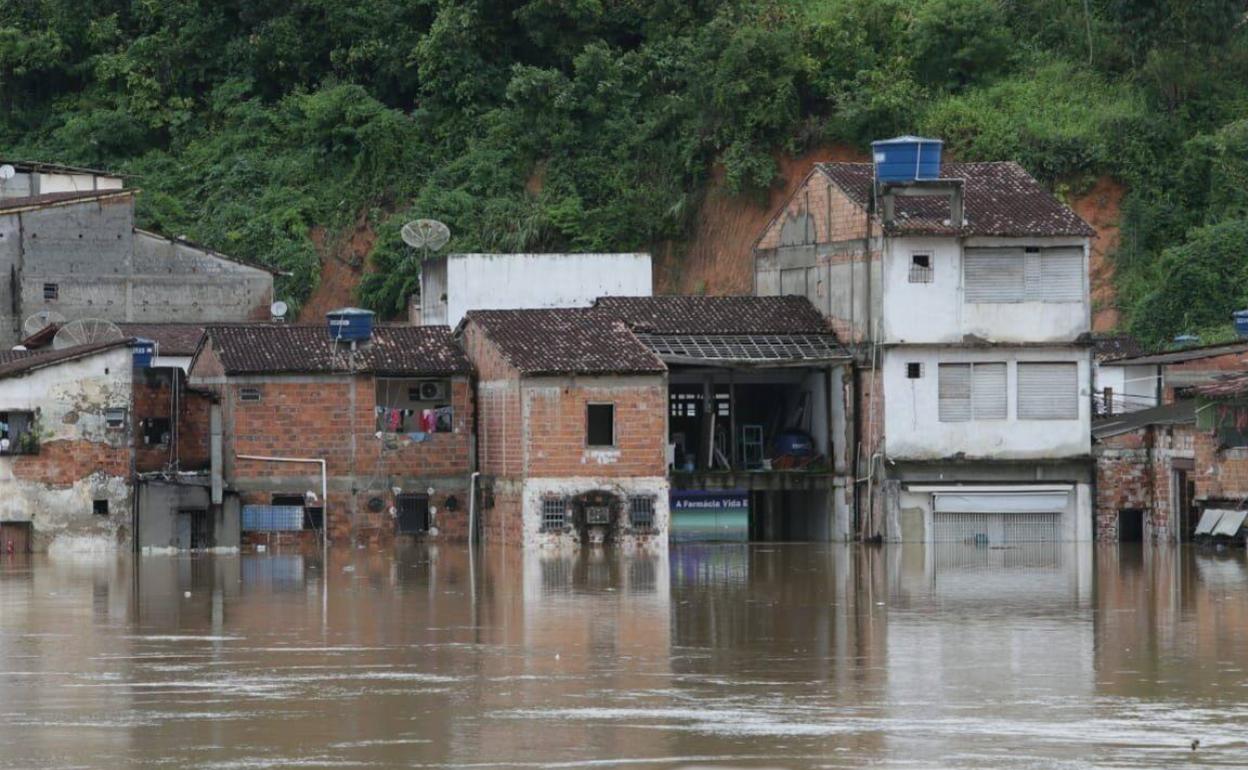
931 490 1068 543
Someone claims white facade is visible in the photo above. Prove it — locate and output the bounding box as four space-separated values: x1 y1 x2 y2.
884 346 1091 461
421 253 652 327
0 164 124 199
881 236 1090 344
1093 362 1159 413
0 347 134 550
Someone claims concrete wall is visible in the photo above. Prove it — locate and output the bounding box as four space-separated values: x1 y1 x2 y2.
429 253 652 328
0 170 124 199
0 346 135 550
0 197 274 346
883 345 1092 461
881 236 1090 345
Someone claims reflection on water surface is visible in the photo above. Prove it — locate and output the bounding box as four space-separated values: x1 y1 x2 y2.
0 543 1245 768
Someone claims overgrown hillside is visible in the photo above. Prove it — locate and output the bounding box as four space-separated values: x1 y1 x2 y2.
2 0 1246 346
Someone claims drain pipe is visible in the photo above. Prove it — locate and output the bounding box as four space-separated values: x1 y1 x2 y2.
468 471 481 544
236 454 328 566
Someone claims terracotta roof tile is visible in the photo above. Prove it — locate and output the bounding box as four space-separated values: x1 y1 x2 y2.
0 341 133 380
201 324 471 376
818 161 1094 238
464 308 665 376
117 323 210 356
594 295 831 334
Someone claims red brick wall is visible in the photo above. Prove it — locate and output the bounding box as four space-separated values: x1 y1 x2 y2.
1163 352 1248 403
522 378 667 478
481 479 524 545
1193 426 1248 501
462 322 523 477
1094 430 1154 540
755 170 869 250
133 368 174 472
179 388 213 470
12 440 130 485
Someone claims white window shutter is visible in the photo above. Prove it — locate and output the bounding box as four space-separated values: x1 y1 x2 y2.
1039 249 1083 302
938 364 972 422
964 249 1025 303
1023 251 1043 301
1018 363 1078 419
971 362 1008 419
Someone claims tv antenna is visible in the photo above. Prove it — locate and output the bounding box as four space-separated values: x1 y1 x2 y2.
400 219 451 260
52 318 125 350
23 309 66 338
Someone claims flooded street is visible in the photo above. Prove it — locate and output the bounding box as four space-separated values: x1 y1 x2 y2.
1 544 1246 769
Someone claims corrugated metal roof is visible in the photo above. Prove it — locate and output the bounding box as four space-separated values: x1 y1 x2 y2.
635 333 847 364
201 324 471 376
1110 340 1248 366
1092 400 1197 439
818 161 1095 238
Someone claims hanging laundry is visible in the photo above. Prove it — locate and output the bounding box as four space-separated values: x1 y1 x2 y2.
420 409 437 433
434 406 454 433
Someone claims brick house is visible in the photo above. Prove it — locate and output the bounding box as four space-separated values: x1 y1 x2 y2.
188 321 475 547
754 142 1096 544
1095 339 1248 414
0 341 136 552
459 307 670 548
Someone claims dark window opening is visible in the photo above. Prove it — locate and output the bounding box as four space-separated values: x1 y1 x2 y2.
542 497 567 531
629 496 655 530
43 283 58 301
0 410 38 454
587 403 615 447
909 253 933 283
271 494 306 507
1118 509 1144 542
376 378 453 434
906 362 923 379
141 417 171 446
239 387 261 402
93 499 109 516
396 493 429 534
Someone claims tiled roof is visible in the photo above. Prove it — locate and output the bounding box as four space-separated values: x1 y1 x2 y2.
0 189 133 213
818 161 1095 238
201 325 471 376
464 308 665 376
1192 373 1248 399
594 295 831 334
117 323 209 356
0 341 132 380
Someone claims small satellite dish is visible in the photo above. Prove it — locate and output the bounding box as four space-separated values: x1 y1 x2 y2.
52 318 124 350
270 300 289 321
23 309 66 337
0 165 15 181
400 219 451 253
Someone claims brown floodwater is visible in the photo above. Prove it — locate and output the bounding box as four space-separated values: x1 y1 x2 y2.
0 543 1245 769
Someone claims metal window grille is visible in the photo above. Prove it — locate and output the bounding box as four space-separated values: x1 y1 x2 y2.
239 387 262 402
104 407 127 429
909 254 933 283
541 497 567 531
906 362 923 379
241 505 305 531
43 283 58 301
629 496 655 530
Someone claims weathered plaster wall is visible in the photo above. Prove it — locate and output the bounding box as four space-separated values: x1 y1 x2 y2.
0 347 135 550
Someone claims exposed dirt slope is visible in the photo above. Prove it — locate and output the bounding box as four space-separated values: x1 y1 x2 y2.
1069 176 1125 332
655 146 867 295
298 215 377 321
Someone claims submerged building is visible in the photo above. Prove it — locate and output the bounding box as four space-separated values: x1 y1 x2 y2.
755 137 1097 543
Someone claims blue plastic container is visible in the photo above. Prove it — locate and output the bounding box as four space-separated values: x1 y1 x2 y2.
1174 334 1201 348
1233 310 1248 338
872 136 943 183
132 338 155 368
774 431 814 457
326 308 375 342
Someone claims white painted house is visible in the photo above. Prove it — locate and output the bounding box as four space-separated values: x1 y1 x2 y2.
414 252 652 327
754 140 1097 543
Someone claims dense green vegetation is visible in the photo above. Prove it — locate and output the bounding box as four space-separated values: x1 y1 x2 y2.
1 0 1246 345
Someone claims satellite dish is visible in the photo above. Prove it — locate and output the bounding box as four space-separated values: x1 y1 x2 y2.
52 319 125 350
0 165 14 181
23 309 66 337
270 300 289 321
400 219 451 253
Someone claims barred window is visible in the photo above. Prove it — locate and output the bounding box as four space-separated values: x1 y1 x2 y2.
629 496 655 530
908 253 933 283
541 497 567 531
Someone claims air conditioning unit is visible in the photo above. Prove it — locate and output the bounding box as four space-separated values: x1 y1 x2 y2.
414 380 448 401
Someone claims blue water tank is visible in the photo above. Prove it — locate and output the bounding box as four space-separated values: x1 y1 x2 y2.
132 338 155 368
872 136 943 183
327 308 375 342
1174 334 1201 348
1234 310 1248 338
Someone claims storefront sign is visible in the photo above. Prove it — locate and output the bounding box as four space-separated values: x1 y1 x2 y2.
670 490 749 542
